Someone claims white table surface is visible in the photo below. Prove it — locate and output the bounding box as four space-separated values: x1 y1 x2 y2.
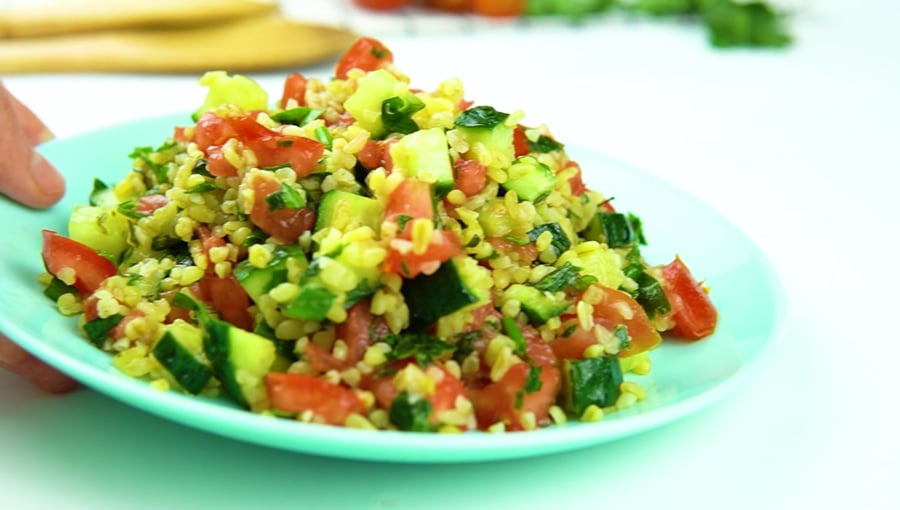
2 1 898 509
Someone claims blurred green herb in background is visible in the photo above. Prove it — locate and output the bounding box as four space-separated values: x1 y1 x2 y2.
527 0 792 47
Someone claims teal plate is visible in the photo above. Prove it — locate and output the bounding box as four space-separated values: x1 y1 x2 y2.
0 113 785 463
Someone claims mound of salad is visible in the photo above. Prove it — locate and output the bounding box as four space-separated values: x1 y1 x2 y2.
39 37 717 433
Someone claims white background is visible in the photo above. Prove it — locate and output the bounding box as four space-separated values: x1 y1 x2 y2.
2 1 898 509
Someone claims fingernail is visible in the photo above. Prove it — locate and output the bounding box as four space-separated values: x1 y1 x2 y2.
38 128 55 144
31 151 65 199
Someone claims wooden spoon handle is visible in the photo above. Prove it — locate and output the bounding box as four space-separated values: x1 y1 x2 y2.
0 17 357 74
0 0 280 38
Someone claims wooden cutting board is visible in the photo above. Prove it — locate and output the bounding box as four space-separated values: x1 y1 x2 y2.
0 16 358 73
0 0 281 38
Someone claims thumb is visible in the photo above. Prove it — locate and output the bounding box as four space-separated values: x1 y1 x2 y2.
0 82 65 208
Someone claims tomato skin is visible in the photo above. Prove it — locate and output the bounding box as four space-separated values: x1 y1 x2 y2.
335 37 394 80
563 160 587 196
385 178 433 227
662 257 718 339
196 272 254 331
265 372 366 425
193 113 324 178
486 236 538 265
280 72 308 108
227 116 324 178
41 230 117 296
383 230 462 278
335 300 388 366
354 0 415 10
513 126 529 157
356 138 396 172
550 324 597 360
362 363 469 428
453 158 488 196
592 286 662 358
248 174 316 243
467 361 560 431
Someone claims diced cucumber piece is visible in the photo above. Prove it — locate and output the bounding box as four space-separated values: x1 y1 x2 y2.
203 318 276 411
389 127 455 196
314 189 383 233
68 205 131 260
343 69 410 138
503 284 570 326
233 244 307 303
453 116 515 171
152 321 212 394
192 71 268 121
561 355 623 416
502 156 557 203
402 256 489 330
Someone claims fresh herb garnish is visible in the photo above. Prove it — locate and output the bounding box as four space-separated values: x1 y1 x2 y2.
43 277 78 301
270 107 324 126
265 183 306 211
533 262 597 293
454 105 509 128
382 95 425 135
389 392 434 432
527 134 564 153
82 314 125 346
385 332 455 365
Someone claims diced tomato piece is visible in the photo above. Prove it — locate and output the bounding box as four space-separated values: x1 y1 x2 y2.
135 194 169 216
513 126 529 157
280 72 308 108
467 361 560 431
335 300 388 366
248 174 316 243
193 113 235 151
385 178 434 228
457 98 474 111
382 230 463 278
265 372 366 425
173 126 190 143
453 158 488 196
486 236 538 265
193 113 324 178
550 323 598 360
563 160 587 196
303 342 347 373
362 363 469 429
226 116 324 178
41 230 117 296
662 257 718 339
335 37 394 80
196 272 253 331
356 139 384 170
590 286 662 358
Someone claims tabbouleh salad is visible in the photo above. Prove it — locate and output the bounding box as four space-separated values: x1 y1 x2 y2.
39 37 718 433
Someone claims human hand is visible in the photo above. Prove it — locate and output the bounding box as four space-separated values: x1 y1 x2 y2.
0 81 77 393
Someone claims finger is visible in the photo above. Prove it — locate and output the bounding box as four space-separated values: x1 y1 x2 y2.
7 91 54 145
0 83 66 208
0 335 78 394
